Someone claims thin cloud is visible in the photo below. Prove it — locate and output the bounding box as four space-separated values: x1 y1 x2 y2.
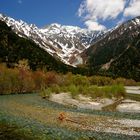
18 0 22 4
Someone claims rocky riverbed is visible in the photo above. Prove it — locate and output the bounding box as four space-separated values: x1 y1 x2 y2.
0 94 140 139
50 92 140 113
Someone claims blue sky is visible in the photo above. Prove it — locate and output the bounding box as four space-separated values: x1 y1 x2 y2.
0 0 84 28
0 0 140 30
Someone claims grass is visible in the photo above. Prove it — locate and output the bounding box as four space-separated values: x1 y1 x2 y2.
0 94 140 140
125 93 140 101
40 84 126 99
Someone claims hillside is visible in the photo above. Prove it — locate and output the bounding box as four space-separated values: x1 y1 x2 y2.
81 17 140 80
0 20 74 73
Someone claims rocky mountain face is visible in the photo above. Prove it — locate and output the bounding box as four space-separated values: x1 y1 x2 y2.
0 13 104 66
40 24 105 65
81 17 140 80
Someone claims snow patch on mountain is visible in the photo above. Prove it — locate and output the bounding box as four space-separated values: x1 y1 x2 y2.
0 13 105 66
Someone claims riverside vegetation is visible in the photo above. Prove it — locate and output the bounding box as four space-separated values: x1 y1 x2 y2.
0 60 139 98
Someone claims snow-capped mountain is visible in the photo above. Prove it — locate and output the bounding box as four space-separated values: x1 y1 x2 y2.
0 13 140 80
39 23 105 65
0 13 104 66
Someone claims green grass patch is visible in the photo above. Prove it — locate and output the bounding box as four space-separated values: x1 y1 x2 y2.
40 84 126 99
125 93 140 101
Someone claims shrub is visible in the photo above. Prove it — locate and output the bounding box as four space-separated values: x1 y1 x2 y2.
67 85 79 98
45 71 58 86
71 74 90 86
0 65 20 94
32 70 46 90
15 59 30 70
89 76 113 86
123 79 137 86
110 85 126 98
63 72 73 86
50 85 61 94
114 77 126 85
18 68 35 93
55 74 65 86
40 86 52 98
0 63 37 94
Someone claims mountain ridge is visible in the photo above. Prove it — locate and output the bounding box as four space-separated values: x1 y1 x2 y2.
80 16 140 80
0 13 105 66
0 20 73 72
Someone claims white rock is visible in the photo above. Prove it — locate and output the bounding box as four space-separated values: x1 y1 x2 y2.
116 101 140 113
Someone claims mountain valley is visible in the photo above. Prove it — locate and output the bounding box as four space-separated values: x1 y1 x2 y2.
0 13 140 80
